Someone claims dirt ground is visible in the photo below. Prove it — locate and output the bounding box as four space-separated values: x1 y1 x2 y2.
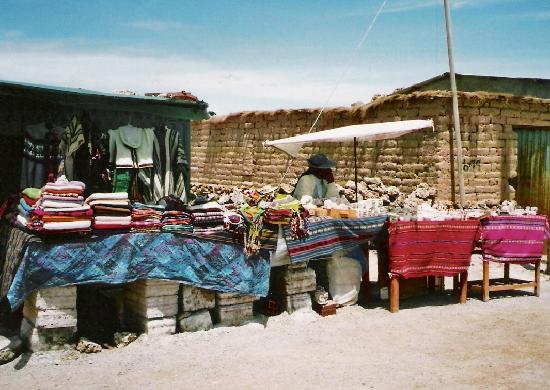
1 255 550 389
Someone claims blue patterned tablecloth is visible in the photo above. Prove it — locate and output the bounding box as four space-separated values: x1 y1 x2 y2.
6 232 270 309
283 215 387 264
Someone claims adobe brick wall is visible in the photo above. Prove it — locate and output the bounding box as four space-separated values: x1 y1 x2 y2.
191 91 550 204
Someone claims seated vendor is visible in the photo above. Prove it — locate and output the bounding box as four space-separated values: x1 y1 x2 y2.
293 154 339 200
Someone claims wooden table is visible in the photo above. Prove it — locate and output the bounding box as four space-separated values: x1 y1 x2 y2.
387 220 480 312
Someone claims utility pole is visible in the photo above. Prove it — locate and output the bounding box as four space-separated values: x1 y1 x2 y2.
444 0 465 207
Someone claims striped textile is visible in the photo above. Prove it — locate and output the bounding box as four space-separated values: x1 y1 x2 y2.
388 220 480 278
138 126 187 203
480 215 550 263
283 216 387 264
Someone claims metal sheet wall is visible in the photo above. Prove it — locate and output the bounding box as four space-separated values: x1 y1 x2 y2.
516 128 550 216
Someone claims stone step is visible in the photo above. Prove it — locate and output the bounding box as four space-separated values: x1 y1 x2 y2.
181 285 215 312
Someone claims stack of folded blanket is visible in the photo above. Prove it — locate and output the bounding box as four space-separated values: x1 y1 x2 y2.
16 188 41 228
29 178 92 234
263 196 302 225
86 192 131 230
161 210 193 233
189 202 225 234
131 203 165 232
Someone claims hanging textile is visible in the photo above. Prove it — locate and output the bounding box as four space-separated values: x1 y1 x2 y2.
138 126 188 204
108 125 155 168
58 115 85 180
20 123 63 189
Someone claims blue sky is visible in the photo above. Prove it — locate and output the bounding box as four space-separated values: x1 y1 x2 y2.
1 0 549 114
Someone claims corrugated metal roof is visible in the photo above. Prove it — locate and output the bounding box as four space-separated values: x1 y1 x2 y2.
0 79 210 120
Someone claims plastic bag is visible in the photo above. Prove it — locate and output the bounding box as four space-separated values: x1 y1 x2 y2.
327 249 363 306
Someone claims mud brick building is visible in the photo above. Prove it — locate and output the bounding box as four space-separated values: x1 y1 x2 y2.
191 74 550 214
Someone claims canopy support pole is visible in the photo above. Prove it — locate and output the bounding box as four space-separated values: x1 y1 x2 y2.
444 0 465 208
354 137 358 203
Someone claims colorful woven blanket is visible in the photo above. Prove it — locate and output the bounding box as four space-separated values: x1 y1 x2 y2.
283 216 387 264
6 232 270 309
388 220 480 278
480 215 550 262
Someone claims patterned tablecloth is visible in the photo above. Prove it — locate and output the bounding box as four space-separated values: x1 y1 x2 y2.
5 231 270 309
283 215 387 264
480 215 550 262
388 220 480 278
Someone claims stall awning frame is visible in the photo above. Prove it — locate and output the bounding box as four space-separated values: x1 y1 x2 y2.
263 119 434 157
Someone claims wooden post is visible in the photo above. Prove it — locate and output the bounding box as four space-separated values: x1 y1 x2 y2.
362 246 370 305
504 263 510 281
535 259 541 297
459 271 468 304
452 275 459 293
482 261 490 302
390 277 399 313
428 276 436 293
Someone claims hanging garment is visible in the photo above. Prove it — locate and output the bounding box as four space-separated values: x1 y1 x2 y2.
20 123 63 189
138 126 188 204
108 125 154 168
58 116 85 180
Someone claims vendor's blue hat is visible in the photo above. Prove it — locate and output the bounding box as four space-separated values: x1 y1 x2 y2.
307 153 335 169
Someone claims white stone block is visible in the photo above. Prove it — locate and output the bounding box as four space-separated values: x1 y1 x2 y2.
216 292 257 306
20 318 76 352
125 312 176 336
181 285 215 312
125 280 180 297
284 292 312 313
22 303 77 329
124 293 178 319
213 302 253 326
178 310 213 332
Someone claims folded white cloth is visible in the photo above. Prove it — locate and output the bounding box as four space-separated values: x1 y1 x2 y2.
94 216 132 223
94 220 131 227
43 205 91 213
43 220 91 230
16 214 28 227
41 200 84 209
45 179 85 187
86 192 129 203
189 201 223 211
89 199 131 207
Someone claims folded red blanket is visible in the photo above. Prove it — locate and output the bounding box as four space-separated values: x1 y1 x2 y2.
21 195 37 207
33 208 94 218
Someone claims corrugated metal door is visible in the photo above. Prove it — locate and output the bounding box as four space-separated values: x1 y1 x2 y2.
516 129 550 216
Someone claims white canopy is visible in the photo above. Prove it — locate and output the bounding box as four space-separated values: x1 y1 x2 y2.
264 119 434 157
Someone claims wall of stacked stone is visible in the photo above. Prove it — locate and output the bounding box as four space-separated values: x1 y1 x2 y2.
191 91 550 204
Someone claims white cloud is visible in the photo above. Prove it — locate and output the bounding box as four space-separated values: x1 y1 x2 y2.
0 38 433 114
